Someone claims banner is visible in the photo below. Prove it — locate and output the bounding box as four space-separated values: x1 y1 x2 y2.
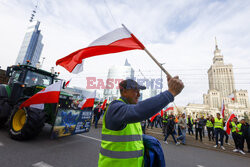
51 107 92 139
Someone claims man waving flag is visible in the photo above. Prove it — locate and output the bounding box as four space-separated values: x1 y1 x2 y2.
56 27 145 74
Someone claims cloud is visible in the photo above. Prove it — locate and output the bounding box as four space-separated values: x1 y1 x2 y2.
0 0 249 106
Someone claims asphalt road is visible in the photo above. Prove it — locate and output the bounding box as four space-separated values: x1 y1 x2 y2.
0 124 249 167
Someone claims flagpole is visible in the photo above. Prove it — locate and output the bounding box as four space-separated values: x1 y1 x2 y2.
144 48 172 78
50 103 59 139
122 24 172 78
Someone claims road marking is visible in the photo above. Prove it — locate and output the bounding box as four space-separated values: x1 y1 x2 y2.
0 142 3 146
197 165 205 167
32 161 53 167
77 134 102 142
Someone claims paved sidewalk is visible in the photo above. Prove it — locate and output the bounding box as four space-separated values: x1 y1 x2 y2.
146 127 250 158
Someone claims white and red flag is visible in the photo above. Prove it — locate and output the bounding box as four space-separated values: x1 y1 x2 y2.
224 113 236 135
79 90 96 109
228 94 235 101
81 98 95 109
221 100 225 118
165 106 174 112
64 78 72 88
56 27 145 73
164 103 174 112
19 81 62 109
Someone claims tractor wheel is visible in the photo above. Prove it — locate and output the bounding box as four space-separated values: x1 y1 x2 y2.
9 104 46 140
0 100 11 127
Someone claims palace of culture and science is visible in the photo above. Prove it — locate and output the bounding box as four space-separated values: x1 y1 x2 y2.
184 40 250 119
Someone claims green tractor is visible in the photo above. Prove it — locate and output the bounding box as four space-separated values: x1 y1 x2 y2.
0 64 75 140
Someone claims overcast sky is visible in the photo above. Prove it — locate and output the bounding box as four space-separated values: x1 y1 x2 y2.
0 0 250 106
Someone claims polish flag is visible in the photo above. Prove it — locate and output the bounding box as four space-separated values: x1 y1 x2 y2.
221 100 225 118
165 107 174 112
150 112 160 122
56 26 145 74
81 98 95 109
64 78 72 88
228 94 235 101
224 113 236 135
19 81 62 109
164 103 174 112
78 90 96 109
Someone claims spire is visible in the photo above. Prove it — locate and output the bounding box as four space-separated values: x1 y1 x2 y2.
214 36 221 54
29 1 39 22
215 36 218 50
124 58 131 66
213 37 223 64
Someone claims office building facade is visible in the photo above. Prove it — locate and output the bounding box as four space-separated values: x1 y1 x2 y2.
15 20 43 66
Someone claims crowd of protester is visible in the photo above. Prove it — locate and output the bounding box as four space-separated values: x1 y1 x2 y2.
143 112 250 155
92 101 250 155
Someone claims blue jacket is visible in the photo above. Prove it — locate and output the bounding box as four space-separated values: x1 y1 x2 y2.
143 134 165 167
105 90 174 131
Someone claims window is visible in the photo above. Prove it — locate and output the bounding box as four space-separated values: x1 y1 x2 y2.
12 70 22 82
8 70 22 85
25 71 53 87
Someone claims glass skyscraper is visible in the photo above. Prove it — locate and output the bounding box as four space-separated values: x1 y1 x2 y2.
104 59 135 101
15 20 44 66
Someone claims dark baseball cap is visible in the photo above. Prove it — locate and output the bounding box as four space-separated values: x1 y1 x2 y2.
119 79 146 90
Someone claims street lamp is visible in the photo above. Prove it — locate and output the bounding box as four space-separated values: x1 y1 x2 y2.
160 63 165 93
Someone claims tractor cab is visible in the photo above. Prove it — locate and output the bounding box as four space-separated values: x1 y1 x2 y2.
6 64 57 104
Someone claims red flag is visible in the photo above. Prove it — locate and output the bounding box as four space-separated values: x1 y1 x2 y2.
56 27 145 73
101 99 108 110
81 98 95 109
150 113 160 122
221 100 225 118
65 78 72 88
225 113 236 135
19 81 62 109
79 90 96 109
165 107 174 112
161 109 164 117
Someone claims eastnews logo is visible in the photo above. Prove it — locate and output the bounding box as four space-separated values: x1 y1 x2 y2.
86 77 163 89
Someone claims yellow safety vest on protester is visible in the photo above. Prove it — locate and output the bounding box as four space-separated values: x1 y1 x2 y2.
237 123 243 135
206 120 213 128
214 118 223 129
98 98 144 167
163 115 168 123
231 122 237 133
187 118 193 125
